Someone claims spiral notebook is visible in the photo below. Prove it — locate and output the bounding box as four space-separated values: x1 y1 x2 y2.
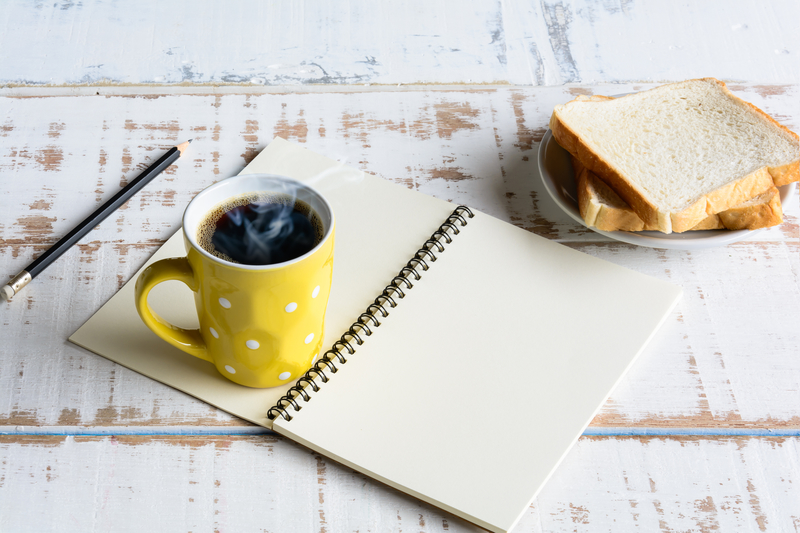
70 137 682 533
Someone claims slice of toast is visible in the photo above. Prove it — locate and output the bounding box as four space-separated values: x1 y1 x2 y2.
717 187 784 230
574 157 783 232
551 78 799 233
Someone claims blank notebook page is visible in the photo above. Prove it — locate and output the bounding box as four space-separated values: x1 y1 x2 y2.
273 211 682 533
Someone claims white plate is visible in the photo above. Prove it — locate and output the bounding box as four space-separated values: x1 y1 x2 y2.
537 128 797 250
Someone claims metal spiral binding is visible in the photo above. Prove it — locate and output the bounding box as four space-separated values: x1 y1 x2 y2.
267 205 475 422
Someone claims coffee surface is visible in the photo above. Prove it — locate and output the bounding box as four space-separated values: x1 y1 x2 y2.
198 192 324 265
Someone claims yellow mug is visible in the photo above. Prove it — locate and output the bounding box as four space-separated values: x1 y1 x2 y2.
134 174 335 388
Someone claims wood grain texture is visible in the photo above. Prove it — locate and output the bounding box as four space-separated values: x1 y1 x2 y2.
0 0 798 87
0 434 797 532
0 87 798 430
2 3 798 529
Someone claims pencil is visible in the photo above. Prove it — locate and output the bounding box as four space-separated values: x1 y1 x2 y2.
1 140 192 302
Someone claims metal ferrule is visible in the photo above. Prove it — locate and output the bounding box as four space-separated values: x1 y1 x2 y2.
6 270 32 297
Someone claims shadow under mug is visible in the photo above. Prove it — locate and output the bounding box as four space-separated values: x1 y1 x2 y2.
134 174 335 388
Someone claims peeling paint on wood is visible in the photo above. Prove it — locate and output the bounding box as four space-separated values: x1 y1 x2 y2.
1 0 797 86
0 85 798 532
0 435 797 532
1 1 797 528
0 87 797 429
542 1 580 83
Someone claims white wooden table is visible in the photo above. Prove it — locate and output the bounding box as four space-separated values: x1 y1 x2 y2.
1 1 798 531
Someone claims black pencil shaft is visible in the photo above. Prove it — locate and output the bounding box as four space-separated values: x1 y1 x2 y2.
26 147 180 278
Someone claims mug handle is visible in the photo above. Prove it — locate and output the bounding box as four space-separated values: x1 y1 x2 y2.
134 257 213 363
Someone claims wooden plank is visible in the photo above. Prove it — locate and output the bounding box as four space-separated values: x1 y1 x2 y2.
0 88 798 428
0 0 798 87
0 434 797 532
1 239 797 429
1 86 796 247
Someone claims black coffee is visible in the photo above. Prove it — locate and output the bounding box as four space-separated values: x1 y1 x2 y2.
198 193 324 265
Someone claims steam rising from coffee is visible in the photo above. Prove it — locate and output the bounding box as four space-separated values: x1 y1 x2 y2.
197 178 326 266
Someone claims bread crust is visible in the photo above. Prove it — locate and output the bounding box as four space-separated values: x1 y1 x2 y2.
573 156 783 232
670 167 774 233
690 215 724 231
770 160 799 187
550 78 799 233
718 187 783 230
575 157 648 231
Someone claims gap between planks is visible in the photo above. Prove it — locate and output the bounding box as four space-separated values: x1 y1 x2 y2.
2 82 793 98
2 84 544 98
1 426 798 437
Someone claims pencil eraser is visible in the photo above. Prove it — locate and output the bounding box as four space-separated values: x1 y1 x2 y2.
0 285 12 301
